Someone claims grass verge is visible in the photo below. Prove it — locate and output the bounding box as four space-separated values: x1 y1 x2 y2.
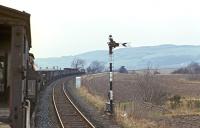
77 86 105 111
77 86 167 128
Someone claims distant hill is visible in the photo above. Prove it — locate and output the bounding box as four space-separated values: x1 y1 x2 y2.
35 44 200 70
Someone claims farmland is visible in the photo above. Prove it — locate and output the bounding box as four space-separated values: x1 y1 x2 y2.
81 72 200 128
82 73 200 101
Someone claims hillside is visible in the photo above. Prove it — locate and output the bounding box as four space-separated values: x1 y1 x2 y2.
35 44 200 70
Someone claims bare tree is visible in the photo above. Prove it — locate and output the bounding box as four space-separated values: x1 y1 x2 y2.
135 67 168 105
71 58 86 69
87 61 105 73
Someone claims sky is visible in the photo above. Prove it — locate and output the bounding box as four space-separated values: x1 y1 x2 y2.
1 0 200 58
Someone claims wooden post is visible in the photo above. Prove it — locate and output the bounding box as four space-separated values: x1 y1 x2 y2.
10 25 26 128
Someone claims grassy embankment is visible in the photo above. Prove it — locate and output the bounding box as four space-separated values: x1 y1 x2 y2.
77 86 165 128
78 74 200 128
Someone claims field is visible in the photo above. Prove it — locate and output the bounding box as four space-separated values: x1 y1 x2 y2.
82 73 200 101
81 72 200 128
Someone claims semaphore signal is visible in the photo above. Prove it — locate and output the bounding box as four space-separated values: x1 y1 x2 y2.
106 35 128 114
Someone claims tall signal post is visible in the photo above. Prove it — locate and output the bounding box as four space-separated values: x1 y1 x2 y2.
107 35 119 114
107 35 128 114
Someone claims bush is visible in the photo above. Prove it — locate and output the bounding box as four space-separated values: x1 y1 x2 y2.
186 99 200 109
169 95 181 109
118 66 128 73
194 100 200 108
153 71 160 74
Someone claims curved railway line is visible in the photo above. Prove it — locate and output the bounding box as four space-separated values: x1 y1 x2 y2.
52 79 95 128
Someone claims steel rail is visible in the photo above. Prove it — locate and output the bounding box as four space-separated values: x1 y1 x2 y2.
52 79 95 128
62 83 95 128
52 86 65 128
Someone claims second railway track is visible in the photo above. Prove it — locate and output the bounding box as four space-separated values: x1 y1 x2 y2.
52 78 95 128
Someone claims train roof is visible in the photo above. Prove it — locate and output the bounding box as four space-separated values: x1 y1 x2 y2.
64 68 79 70
37 69 62 72
0 5 31 48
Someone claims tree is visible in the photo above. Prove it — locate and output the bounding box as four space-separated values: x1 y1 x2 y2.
87 61 105 73
71 58 86 69
187 62 200 74
172 62 200 74
136 67 168 105
118 66 128 73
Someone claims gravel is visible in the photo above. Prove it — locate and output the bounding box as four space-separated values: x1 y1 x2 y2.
34 77 121 128
34 80 60 128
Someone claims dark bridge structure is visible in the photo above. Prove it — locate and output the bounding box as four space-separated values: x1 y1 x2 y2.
0 5 85 128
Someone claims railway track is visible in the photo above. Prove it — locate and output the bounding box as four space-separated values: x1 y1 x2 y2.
52 80 95 128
